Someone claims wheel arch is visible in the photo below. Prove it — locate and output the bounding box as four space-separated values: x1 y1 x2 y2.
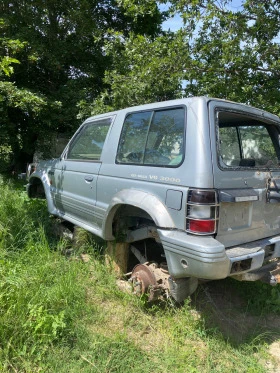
27 176 46 199
102 189 175 240
27 173 58 215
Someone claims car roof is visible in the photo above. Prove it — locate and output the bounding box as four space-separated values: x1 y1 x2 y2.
84 96 280 123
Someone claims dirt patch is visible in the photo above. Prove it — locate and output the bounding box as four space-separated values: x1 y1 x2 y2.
269 341 280 372
192 280 280 372
193 280 280 344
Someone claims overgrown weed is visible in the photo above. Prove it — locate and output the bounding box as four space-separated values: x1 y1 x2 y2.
0 178 277 372
233 279 280 315
0 179 92 371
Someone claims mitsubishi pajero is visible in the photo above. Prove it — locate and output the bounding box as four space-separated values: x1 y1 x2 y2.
27 97 280 301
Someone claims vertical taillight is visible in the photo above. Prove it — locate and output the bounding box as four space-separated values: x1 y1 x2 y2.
186 189 219 235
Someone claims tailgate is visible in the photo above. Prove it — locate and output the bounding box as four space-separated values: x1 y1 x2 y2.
208 100 280 248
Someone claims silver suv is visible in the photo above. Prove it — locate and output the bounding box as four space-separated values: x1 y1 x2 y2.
27 97 280 301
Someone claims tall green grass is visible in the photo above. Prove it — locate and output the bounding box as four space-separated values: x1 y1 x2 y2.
0 177 278 372
0 178 92 371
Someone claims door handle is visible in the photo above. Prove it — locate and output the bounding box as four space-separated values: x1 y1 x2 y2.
84 176 94 183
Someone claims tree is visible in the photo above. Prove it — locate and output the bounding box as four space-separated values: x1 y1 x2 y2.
0 20 49 171
0 1 163 170
88 0 280 117
175 0 280 115
78 30 190 117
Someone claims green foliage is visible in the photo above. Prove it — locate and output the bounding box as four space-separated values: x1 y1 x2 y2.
169 0 280 115
0 20 49 171
80 30 189 117
0 179 91 370
0 20 24 77
4 0 280 170
87 0 280 118
234 280 280 314
0 179 277 372
0 81 47 113
0 56 19 77
0 1 163 171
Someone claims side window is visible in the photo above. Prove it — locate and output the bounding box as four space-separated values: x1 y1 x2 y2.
117 111 152 164
67 118 111 160
117 107 185 167
144 108 185 166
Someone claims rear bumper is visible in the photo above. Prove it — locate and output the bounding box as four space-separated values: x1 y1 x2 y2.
232 260 280 285
158 229 230 279
158 229 280 280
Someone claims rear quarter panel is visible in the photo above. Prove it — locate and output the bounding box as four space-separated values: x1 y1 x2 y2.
97 98 214 232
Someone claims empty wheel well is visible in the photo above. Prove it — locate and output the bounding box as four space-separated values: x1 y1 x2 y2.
112 205 155 237
28 178 46 199
111 204 165 268
129 238 165 267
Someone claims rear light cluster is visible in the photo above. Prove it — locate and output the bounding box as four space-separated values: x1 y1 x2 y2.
186 189 219 235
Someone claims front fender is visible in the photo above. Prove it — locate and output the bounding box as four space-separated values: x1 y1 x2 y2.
102 189 175 240
28 166 58 215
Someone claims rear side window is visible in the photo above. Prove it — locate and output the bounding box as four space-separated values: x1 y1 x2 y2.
217 111 280 168
117 107 185 167
67 118 112 161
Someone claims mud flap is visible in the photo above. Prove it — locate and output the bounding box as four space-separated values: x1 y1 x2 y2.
168 277 198 302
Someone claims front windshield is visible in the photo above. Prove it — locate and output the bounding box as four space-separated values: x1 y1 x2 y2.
218 111 280 168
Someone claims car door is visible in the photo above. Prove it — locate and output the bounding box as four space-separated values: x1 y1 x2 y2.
51 116 113 227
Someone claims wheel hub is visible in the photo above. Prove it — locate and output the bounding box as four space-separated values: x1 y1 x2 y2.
130 264 157 298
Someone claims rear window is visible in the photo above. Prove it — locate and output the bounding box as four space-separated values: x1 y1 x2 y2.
217 111 280 168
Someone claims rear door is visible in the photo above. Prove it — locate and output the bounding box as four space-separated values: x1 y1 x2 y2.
209 101 280 247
